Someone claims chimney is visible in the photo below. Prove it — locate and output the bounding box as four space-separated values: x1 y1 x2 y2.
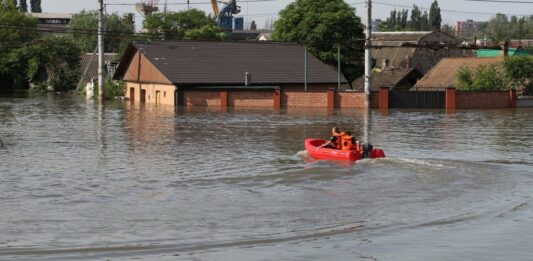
245 72 251 86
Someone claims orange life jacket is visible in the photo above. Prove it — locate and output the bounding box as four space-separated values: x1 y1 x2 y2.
332 131 345 149
340 135 354 151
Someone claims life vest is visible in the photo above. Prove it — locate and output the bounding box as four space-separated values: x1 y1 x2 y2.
332 131 345 149
340 135 354 151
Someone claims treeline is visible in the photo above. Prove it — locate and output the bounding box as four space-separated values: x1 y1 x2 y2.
377 0 442 31
0 0 223 92
11 0 40 13
483 14 533 45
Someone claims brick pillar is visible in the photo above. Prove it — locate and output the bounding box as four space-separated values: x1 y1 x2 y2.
327 88 335 109
220 90 228 107
379 87 389 109
273 88 281 109
509 89 517 108
446 87 456 110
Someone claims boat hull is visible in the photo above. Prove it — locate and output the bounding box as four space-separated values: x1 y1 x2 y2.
304 138 385 161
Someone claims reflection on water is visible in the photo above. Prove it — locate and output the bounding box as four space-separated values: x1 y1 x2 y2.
0 93 532 260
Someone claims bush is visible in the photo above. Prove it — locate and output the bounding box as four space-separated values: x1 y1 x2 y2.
456 63 509 91
93 78 125 99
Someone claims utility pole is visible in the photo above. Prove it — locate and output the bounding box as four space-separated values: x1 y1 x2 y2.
364 0 372 106
98 0 105 102
337 44 341 92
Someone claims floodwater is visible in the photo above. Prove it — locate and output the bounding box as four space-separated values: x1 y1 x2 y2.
1 93 532 260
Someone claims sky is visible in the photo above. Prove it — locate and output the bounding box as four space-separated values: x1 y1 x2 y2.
41 0 533 30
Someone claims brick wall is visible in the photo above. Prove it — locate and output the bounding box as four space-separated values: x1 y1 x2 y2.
184 90 221 106
335 92 366 108
167 85 370 108
282 91 329 108
229 91 273 107
370 92 379 108
456 91 511 109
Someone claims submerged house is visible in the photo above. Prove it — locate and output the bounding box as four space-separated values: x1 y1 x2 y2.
413 57 502 89
352 31 473 91
114 41 359 108
370 31 473 75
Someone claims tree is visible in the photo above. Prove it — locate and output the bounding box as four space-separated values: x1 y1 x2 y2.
0 1 38 88
67 10 135 53
504 56 533 94
409 5 422 30
421 11 430 31
250 20 257 30
30 0 40 13
272 0 364 82
18 0 26 12
28 36 81 91
456 63 510 91
143 9 223 41
486 14 510 45
441 24 454 35
429 0 441 30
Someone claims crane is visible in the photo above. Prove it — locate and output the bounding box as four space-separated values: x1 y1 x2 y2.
210 0 242 31
210 0 220 17
135 0 159 17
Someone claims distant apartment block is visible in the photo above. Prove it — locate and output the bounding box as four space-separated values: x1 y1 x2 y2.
454 20 477 40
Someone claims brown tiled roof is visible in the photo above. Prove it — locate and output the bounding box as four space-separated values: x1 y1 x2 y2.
413 57 502 88
115 41 345 85
352 68 421 92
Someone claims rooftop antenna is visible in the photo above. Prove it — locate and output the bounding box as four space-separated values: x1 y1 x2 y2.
135 0 159 17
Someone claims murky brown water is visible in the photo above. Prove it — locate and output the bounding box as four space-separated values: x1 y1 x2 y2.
1 93 532 260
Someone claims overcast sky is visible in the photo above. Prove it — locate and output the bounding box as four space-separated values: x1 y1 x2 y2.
42 0 532 29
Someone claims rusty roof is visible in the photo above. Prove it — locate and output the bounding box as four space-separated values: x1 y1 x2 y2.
372 31 433 43
352 68 421 92
114 41 345 85
413 57 503 88
80 53 117 82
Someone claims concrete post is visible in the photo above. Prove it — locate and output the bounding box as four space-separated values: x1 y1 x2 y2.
273 88 281 109
379 86 389 109
220 90 228 107
509 89 517 108
327 88 335 109
446 87 456 110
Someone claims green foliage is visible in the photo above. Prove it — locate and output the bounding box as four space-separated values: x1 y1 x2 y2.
456 65 473 89
272 0 364 82
503 56 533 94
67 10 135 53
93 79 125 99
456 62 518 91
429 0 441 30
0 2 38 88
30 0 40 13
483 14 533 45
28 36 81 91
143 9 222 41
18 0 26 12
378 3 438 32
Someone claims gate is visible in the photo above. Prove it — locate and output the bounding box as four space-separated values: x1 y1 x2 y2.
389 88 445 108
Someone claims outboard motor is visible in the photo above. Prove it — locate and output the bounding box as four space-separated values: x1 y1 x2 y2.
362 143 373 159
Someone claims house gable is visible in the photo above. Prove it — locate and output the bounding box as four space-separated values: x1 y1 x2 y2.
122 49 172 85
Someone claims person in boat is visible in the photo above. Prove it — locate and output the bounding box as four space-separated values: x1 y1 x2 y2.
339 131 359 151
317 127 344 149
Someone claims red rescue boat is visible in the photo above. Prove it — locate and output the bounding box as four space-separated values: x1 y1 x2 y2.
305 138 385 161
